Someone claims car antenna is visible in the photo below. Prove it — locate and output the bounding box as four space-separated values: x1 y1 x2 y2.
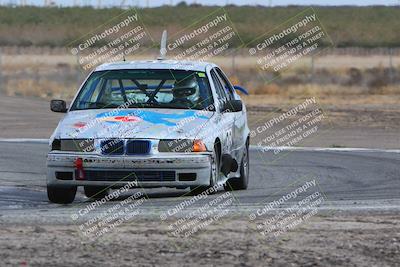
157 30 167 60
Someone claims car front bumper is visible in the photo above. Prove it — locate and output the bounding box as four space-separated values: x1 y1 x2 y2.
47 152 212 188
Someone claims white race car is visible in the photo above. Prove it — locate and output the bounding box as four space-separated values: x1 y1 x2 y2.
47 44 249 203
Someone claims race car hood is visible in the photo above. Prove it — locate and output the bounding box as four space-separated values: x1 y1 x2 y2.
52 108 214 140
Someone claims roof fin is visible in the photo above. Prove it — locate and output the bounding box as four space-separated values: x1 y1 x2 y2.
157 30 167 60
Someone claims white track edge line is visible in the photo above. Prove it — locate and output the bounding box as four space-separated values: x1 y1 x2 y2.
0 138 49 143
250 145 400 153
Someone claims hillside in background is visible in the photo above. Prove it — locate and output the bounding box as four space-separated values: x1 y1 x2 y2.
0 5 399 47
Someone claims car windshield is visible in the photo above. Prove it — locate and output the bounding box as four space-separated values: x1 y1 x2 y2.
70 69 214 111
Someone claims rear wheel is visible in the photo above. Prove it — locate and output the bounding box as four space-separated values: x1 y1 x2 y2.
84 186 109 199
224 141 249 191
47 185 77 204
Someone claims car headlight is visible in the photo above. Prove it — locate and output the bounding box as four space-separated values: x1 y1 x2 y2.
158 139 207 153
51 139 94 152
51 139 61 150
192 139 207 152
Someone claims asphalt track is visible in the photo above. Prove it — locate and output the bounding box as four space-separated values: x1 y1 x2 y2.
0 140 399 224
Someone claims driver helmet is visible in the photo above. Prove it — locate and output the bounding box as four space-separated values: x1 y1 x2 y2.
172 77 199 102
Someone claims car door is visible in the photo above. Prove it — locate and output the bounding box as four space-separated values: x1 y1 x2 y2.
214 67 246 160
210 68 235 157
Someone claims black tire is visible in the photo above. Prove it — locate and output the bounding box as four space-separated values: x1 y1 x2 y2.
190 143 220 195
47 185 77 204
189 185 209 195
84 186 109 199
224 141 249 191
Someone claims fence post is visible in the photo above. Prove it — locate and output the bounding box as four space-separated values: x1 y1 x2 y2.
231 50 236 76
389 47 394 84
310 54 315 83
0 47 2 94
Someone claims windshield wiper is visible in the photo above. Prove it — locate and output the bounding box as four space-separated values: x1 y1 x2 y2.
76 101 119 110
127 102 161 108
127 103 200 110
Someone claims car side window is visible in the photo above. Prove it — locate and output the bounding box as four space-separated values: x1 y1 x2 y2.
210 69 227 104
215 68 234 101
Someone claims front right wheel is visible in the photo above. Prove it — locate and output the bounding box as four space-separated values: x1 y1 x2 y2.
84 186 109 199
190 145 220 195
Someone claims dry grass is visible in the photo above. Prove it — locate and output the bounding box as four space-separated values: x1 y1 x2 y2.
1 52 400 102
241 93 400 108
3 79 75 99
251 84 400 96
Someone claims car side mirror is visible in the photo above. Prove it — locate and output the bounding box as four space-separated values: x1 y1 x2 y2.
233 85 249 95
221 100 243 113
50 100 68 113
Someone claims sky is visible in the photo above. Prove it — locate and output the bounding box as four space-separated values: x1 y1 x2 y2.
2 0 399 7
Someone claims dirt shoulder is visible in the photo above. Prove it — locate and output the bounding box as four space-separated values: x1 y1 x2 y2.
0 212 399 267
